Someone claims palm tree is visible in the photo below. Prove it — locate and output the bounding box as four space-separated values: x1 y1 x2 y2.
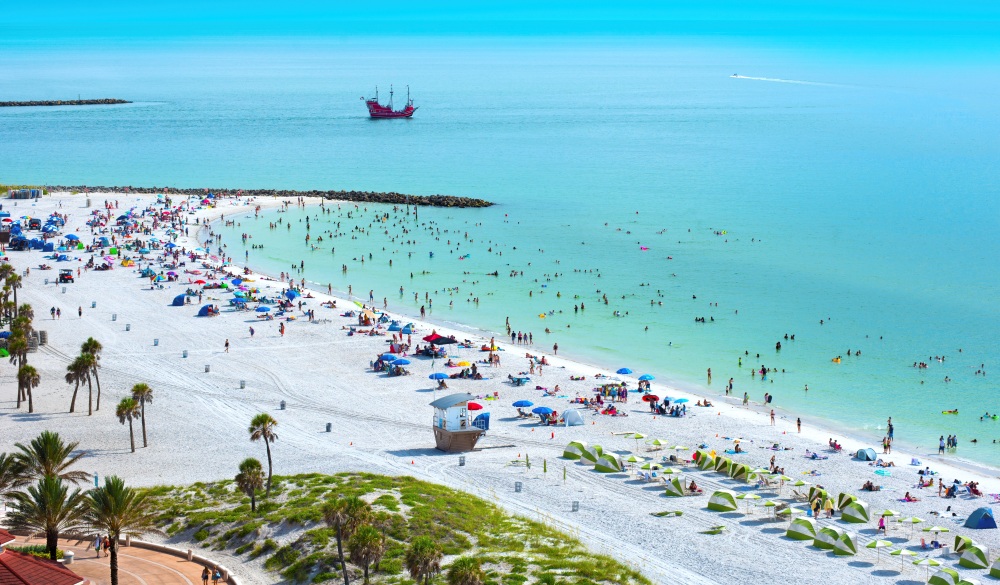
322 499 352 585
130 383 153 447
77 352 97 415
116 398 141 453
7 332 27 371
81 338 104 411
84 476 160 585
66 356 89 413
348 525 385 584
17 364 40 413
0 453 23 496
4 475 86 561
446 557 486 585
405 536 443 585
234 458 265 513
342 496 372 539
13 431 89 484
248 413 278 496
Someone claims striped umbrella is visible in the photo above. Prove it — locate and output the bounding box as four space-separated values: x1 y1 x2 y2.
866 539 892 563
912 557 942 581
736 493 761 513
890 548 917 570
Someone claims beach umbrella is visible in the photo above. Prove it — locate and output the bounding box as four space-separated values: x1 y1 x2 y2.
866 539 892 563
793 479 811 487
194 279 206 284
778 507 804 526
255 306 271 312
232 278 242 285
532 406 553 415
913 558 943 582
65 234 79 240
890 548 917 570
512 400 533 408
881 509 900 518
672 445 688 451
285 290 300 300
392 358 411 366
642 394 660 403
457 361 470 367
625 454 645 463
736 493 761 513
674 398 689 404
638 374 655 381
616 368 633 375
922 525 950 535
640 462 662 470
898 516 924 537
467 402 483 411
762 500 778 519
139 248 151 254
650 438 670 448
380 353 398 361
660 467 680 475
429 373 449 380
630 432 647 451
165 242 176 249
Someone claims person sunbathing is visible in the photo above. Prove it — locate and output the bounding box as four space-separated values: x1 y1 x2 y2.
445 359 456 367
516 408 529 418
688 480 702 493
903 492 920 502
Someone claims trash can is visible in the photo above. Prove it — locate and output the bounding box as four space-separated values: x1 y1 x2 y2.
112 313 117 321
64 551 75 565
91 301 96 308
514 481 522 493
280 400 286 410
205 365 210 373
182 350 188 358
240 380 246 389
125 324 131 331
326 423 332 432
153 338 159 346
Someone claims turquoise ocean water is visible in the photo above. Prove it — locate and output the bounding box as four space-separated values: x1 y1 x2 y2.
2 36 999 465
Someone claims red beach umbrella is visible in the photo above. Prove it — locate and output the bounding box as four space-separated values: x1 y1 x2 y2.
642 395 660 402
467 402 483 411
194 280 206 284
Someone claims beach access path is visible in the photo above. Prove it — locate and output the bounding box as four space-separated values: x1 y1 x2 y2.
2 192 999 585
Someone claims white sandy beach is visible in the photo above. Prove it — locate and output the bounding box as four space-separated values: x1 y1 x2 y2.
2 191 999 585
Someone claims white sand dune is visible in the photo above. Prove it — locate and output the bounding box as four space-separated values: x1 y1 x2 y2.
2 192 996 585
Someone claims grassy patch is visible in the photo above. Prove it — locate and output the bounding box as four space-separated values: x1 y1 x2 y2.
142 473 648 585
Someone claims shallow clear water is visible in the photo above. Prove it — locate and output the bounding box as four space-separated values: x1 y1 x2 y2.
3 37 999 464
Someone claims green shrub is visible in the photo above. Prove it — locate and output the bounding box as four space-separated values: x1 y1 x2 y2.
265 545 300 570
193 529 210 542
6 545 63 559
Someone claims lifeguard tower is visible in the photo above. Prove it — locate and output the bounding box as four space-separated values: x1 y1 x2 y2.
430 393 488 452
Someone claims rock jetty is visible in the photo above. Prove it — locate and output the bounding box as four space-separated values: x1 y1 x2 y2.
46 185 494 208
0 98 131 107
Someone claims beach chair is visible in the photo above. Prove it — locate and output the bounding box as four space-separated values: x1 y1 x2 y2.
791 490 809 502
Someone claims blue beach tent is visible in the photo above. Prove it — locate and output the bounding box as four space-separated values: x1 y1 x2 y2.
172 294 186 307
473 412 490 431
42 242 54 252
197 305 214 317
402 323 415 334
965 507 998 529
855 448 877 462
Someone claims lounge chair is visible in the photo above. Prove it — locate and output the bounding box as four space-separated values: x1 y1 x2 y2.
791 490 809 502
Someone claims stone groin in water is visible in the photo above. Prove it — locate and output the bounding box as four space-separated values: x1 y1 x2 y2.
45 185 494 208
0 98 131 107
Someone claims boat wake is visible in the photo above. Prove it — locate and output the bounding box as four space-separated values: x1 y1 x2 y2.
730 74 841 87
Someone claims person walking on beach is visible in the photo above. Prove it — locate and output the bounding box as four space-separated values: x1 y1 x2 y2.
94 534 103 557
201 566 211 585
553 343 558 355
797 418 801 433
249 326 255 339
103 534 110 557
279 322 285 336
78 306 82 318
742 392 749 406
939 435 945 454
57 308 61 319
224 339 230 353
212 567 222 585
51 306 56 319
770 409 775 425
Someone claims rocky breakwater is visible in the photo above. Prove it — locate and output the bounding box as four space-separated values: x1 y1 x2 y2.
45 186 494 208
0 98 131 107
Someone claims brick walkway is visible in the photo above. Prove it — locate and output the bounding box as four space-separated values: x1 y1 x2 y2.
11 535 209 585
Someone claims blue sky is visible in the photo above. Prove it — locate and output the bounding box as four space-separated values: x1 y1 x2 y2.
6 1 1000 38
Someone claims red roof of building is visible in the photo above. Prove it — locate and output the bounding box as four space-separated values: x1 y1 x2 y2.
0 544 86 585
0 532 13 547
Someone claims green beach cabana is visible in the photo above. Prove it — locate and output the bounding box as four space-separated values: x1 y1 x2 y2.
729 462 751 482
664 477 686 497
814 526 846 551
714 456 732 474
959 544 990 569
832 531 858 556
836 492 857 510
990 556 1000 578
927 567 960 585
787 517 817 540
953 535 977 554
958 579 982 585
841 500 871 524
580 445 604 464
808 486 829 503
563 441 587 460
707 489 739 512
594 454 623 473
696 450 715 470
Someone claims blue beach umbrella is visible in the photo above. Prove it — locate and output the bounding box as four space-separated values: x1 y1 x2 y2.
139 248 150 254
232 278 243 286
674 398 689 404
532 406 554 415
285 290 300 300
513 400 534 408
616 368 633 375
392 358 411 366
164 243 176 249
429 373 449 380
64 234 79 241
380 353 398 361
639 374 655 381
232 298 247 304
255 306 270 312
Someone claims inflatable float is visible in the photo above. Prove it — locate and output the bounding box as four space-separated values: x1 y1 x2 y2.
943 410 959 415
